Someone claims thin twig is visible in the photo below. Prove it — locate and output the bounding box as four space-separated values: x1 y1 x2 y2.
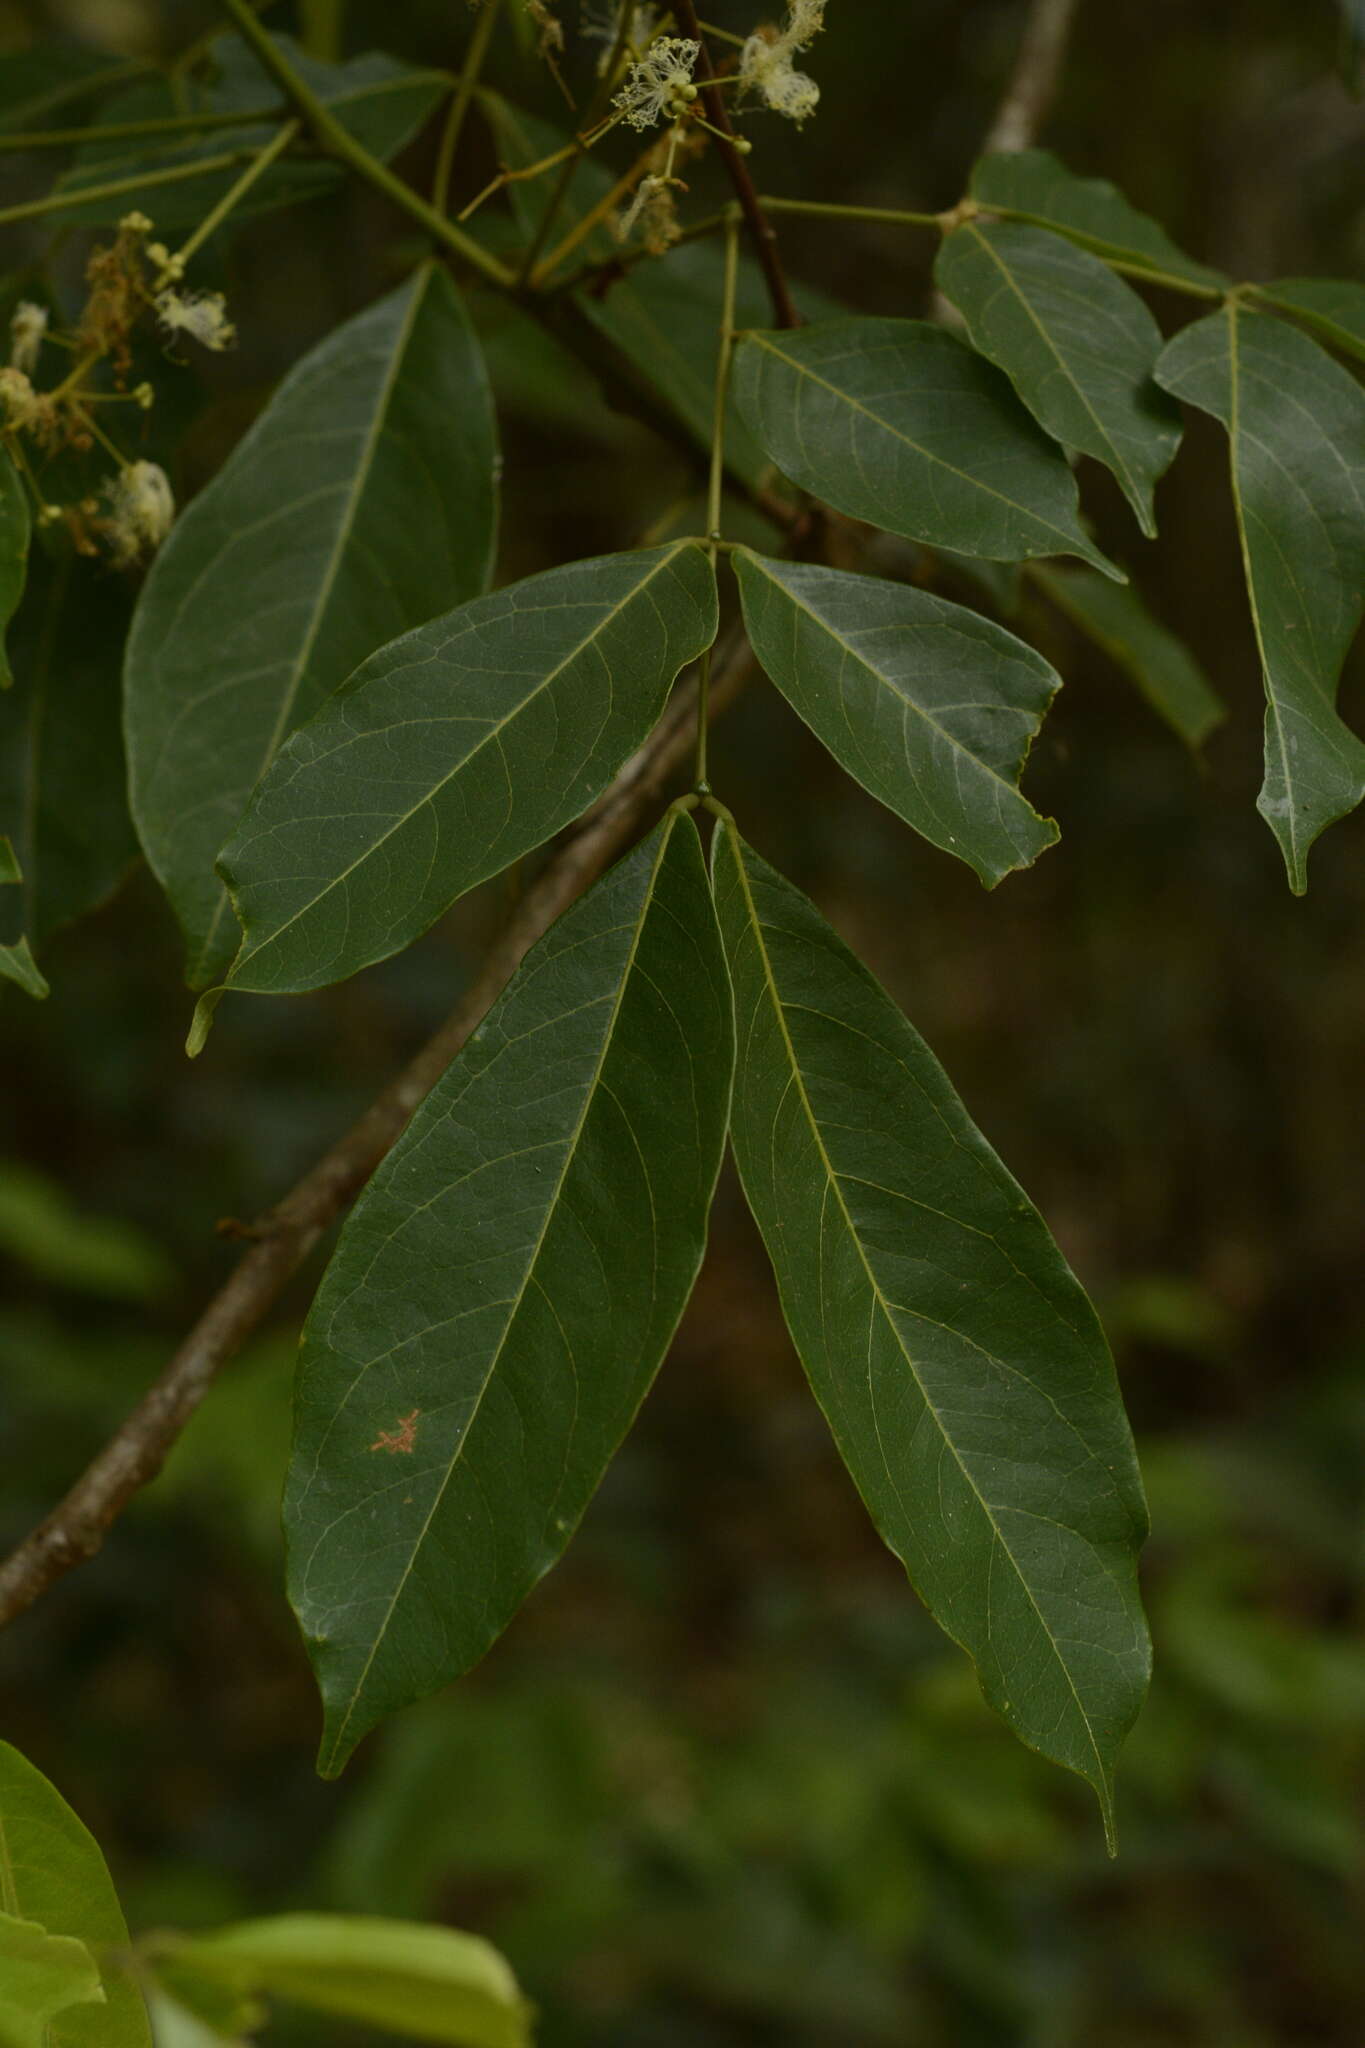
0 635 753 1629
671 0 801 329
981 0 1082 155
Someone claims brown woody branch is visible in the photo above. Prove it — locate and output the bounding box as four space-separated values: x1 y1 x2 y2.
0 636 753 1629
671 0 802 330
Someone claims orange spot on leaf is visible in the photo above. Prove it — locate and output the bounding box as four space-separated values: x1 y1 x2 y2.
369 1409 420 1454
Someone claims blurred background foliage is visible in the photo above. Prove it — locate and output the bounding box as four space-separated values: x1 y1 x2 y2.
2 0 1365 2041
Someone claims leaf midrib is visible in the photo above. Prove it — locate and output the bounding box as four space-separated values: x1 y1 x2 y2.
724 829 1108 1791
228 543 698 983
320 816 680 1768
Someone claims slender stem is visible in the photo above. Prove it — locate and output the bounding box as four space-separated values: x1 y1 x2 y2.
696 210 740 794
433 0 502 217
298 0 343 63
216 0 515 288
168 119 300 271
671 0 801 329
758 194 945 231
0 146 271 230
0 105 286 152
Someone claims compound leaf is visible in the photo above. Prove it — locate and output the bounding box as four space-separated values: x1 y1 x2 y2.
1156 307 1365 890
968 149 1228 293
712 824 1151 1844
935 221 1182 535
734 550 1061 884
731 318 1118 573
1029 563 1225 748
0 1742 150 2047
286 810 732 1774
126 262 497 989
162 1916 529 2048
208 543 717 1013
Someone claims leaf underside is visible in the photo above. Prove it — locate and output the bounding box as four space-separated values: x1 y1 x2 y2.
731 317 1119 574
712 824 1151 1843
734 550 1061 884
286 810 733 1775
126 262 498 988
1156 307 1365 890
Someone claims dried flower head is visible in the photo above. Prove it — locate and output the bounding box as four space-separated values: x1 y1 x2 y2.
9 303 48 376
613 35 700 130
613 172 683 252
524 0 564 55
102 460 174 567
156 288 237 353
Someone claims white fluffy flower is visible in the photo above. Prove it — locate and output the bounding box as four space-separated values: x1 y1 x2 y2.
583 2 658 68
155 288 236 353
104 460 174 566
613 35 700 130
739 0 827 122
9 302 48 375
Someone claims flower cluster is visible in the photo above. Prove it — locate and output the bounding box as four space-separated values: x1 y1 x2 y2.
0 211 229 568
739 0 826 124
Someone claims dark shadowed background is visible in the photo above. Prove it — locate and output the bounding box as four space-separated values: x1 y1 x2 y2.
2 1 1364 2041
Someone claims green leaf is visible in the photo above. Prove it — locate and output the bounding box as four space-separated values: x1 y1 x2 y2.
53 38 447 227
1 553 137 949
163 1916 530 2048
0 1741 151 2047
0 1913 104 2048
1156 306 1365 890
1028 563 1226 748
968 150 1228 293
210 542 717 1009
126 262 497 989
934 222 1182 536
286 810 732 1774
734 551 1061 884
0 451 31 690
730 319 1119 574
711 824 1150 1843
1255 277 1365 365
